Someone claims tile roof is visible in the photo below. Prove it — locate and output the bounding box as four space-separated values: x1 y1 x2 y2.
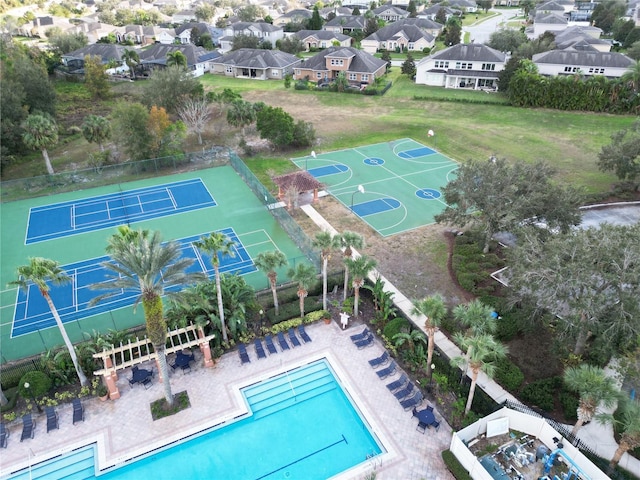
300 46 387 74
424 43 506 63
214 48 301 68
272 171 324 191
294 29 351 42
364 23 435 42
532 49 635 68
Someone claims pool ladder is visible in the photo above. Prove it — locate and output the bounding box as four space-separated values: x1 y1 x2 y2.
366 451 382 469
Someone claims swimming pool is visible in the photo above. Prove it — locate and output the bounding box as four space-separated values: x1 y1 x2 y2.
6 359 383 480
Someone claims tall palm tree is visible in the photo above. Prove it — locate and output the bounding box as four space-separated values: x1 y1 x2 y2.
393 329 426 353
122 48 140 79
287 263 317 318
254 250 287 316
10 258 89 386
451 333 508 416
91 227 205 405
81 114 111 151
622 60 640 93
344 255 376 316
194 232 235 343
597 399 640 472
412 294 447 380
564 364 620 435
22 113 58 175
453 299 497 335
312 231 339 310
166 50 188 68
338 231 364 301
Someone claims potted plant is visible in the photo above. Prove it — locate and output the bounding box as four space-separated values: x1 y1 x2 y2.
322 310 332 324
92 378 109 401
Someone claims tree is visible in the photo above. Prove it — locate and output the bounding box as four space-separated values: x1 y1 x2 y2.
176 96 211 145
622 61 640 94
519 0 536 16
507 224 640 356
364 17 379 37
435 8 447 25
477 0 492 13
407 0 417 17
381 50 392 71
142 65 203 114
166 50 187 68
22 113 58 174
352 6 361 15
122 48 140 79
10 52 56 117
46 29 88 54
83 54 110 99
308 5 323 30
597 118 640 186
91 227 205 405
10 258 89 387
411 295 447 380
435 157 583 253
232 34 261 50
254 250 288 316
287 263 317 318
444 17 462 46
194 232 236 343
344 255 376 316
195 4 216 22
256 105 295 148
597 398 640 472
81 115 111 151
147 105 172 158
451 333 508 416
226 99 257 136
237 4 264 22
337 231 364 301
313 231 339 311
110 101 152 161
453 299 497 336
335 71 349 92
277 36 305 54
488 28 528 53
626 41 640 61
401 52 416 77
564 364 620 436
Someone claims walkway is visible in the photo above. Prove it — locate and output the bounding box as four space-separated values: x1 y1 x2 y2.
301 203 640 475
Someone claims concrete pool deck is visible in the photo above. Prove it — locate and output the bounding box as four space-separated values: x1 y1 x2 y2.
0 320 454 480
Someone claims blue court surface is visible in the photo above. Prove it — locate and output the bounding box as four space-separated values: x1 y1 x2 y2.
308 164 348 178
398 147 435 158
352 198 401 217
25 179 216 244
11 227 255 337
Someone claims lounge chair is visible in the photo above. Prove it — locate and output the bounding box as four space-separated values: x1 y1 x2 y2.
264 335 278 355
20 414 35 442
0 423 9 448
354 333 374 349
400 391 423 411
393 382 415 400
431 420 441 432
254 338 267 359
276 332 290 351
386 373 409 393
426 405 434 412
350 327 370 342
45 406 59 433
297 325 312 343
287 328 301 347
72 399 84 425
368 351 389 368
238 343 251 364
416 420 428 434
376 360 396 379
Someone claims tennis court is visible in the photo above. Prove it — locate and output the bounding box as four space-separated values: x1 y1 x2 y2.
1 167 307 362
293 139 458 237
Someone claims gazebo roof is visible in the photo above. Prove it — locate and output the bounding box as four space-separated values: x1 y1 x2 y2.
272 171 324 191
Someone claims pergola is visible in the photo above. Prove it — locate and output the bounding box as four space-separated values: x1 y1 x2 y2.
92 324 216 400
272 171 325 208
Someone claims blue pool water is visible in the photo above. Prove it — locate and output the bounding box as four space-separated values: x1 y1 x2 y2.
6 360 383 480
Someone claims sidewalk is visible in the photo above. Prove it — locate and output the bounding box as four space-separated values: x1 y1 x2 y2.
301 203 640 476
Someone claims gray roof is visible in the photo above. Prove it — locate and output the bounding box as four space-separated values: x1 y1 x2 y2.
555 36 610 51
324 15 366 29
422 4 459 15
426 43 506 63
175 22 210 36
534 12 568 24
398 18 444 30
214 48 301 68
373 5 409 15
300 46 387 73
536 1 565 11
63 44 125 63
279 9 313 20
554 25 604 42
294 29 351 42
532 50 635 68
364 23 434 43
231 21 282 33
138 44 219 67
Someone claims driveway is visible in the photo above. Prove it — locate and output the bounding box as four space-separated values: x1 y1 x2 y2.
464 9 522 44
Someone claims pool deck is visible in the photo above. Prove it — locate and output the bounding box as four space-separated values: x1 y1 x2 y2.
0 320 454 480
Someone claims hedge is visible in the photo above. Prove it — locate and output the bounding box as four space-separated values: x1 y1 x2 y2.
441 449 472 480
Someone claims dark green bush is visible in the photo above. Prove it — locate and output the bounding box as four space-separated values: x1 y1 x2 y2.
268 297 322 324
441 449 472 480
383 317 410 340
18 371 52 398
494 357 524 391
519 377 561 411
559 390 579 422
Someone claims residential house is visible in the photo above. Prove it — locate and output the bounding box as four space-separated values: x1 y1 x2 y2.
172 10 197 23
394 18 444 37
273 9 313 26
415 43 507 90
569 2 597 22
418 4 460 22
211 48 301 79
61 44 126 73
293 46 387 86
554 25 609 52
68 21 115 45
323 15 366 35
342 0 372 8
294 30 352 50
320 6 353 19
534 1 566 15
19 16 73 37
528 12 568 39
175 22 212 45
115 25 172 45
372 5 410 22
219 22 284 52
361 23 435 54
138 44 221 77
532 49 635 78
446 0 478 13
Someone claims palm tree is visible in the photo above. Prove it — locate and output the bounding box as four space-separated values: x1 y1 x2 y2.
338 231 364 301
412 294 447 380
451 333 508 416
344 255 376 316
622 60 640 93
22 113 58 174
122 48 140 79
597 399 640 472
564 364 620 436
312 231 339 310
194 232 236 343
226 99 256 136
10 258 89 386
166 50 187 68
453 299 497 335
287 263 317 318
91 227 205 405
81 115 111 151
253 250 287 316
393 329 426 353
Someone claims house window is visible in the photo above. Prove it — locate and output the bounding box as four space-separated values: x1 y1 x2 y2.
272 69 279 76
295 69 300 75
481 63 495 71
588 67 605 74
408 42 415 50
362 74 369 82
317 72 322 78
330 59 344 66
455 62 473 70
564 66 579 73
434 60 449 69
349 73 357 80
225 66 233 73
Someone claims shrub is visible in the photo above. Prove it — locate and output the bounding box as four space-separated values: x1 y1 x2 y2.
18 371 52 398
383 317 410 341
441 450 472 480
494 357 524 391
519 377 561 411
559 390 579 421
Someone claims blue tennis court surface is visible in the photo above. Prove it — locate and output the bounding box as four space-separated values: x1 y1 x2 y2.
398 147 435 158
352 198 400 217
11 227 255 337
308 164 349 177
25 179 216 244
